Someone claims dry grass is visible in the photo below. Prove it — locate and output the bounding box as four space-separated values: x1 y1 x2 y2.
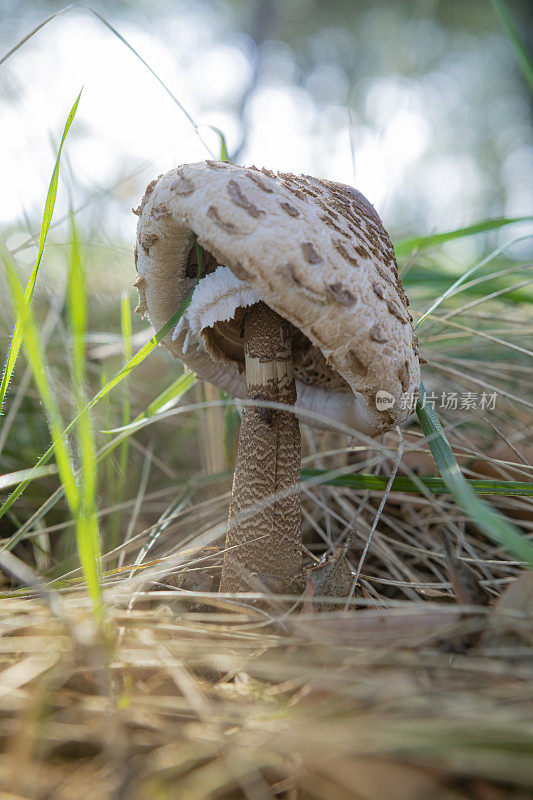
0 585 531 800
1 495 533 800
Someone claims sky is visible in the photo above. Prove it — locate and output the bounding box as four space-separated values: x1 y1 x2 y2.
0 2 532 265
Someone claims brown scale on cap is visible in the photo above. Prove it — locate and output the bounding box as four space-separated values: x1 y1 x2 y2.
327 283 358 307
246 169 274 193
169 175 194 196
134 160 422 596
319 214 345 236
227 179 264 219
280 201 300 217
333 239 361 267
301 242 322 264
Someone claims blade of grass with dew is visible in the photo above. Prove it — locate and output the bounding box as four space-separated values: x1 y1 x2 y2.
0 90 82 413
66 213 102 614
416 383 533 567
300 469 533 497
0 466 57 491
0 245 203 519
490 0 533 94
394 215 533 258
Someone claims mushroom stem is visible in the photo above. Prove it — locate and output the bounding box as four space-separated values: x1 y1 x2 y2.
219 301 303 595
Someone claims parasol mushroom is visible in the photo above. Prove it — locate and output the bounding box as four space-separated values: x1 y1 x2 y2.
134 161 421 595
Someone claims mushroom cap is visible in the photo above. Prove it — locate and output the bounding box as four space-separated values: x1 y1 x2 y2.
134 161 421 435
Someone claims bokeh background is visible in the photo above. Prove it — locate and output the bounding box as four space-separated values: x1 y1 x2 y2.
1 8 533 797
1 0 532 573
1 0 532 259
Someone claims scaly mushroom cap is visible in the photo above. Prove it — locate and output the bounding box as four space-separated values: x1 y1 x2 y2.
134 161 421 435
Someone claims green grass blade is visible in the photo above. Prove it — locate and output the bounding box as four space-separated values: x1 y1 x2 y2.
0 466 57 491
66 214 102 615
416 384 533 567
301 468 533 497
3 250 79 512
67 216 87 388
134 370 196 422
108 291 134 551
89 291 195 411
223 400 241 469
415 236 532 328
119 293 133 483
101 371 197 436
0 292 195 520
208 126 229 162
0 90 82 412
395 216 533 258
490 0 533 94
1 372 198 554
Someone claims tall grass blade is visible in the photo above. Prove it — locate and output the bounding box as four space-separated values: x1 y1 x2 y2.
208 126 229 162
3 248 79 510
2 245 105 615
395 215 533 258
133 370 196 423
0 290 196 519
415 235 533 327
66 214 102 615
301 468 533 497
120 294 133 477
108 292 134 547
416 384 533 567
0 466 57 491
490 0 533 94
0 90 82 413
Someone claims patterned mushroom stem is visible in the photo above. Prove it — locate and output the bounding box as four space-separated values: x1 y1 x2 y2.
219 301 303 595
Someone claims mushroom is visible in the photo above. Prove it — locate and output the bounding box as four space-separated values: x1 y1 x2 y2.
134 161 421 595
